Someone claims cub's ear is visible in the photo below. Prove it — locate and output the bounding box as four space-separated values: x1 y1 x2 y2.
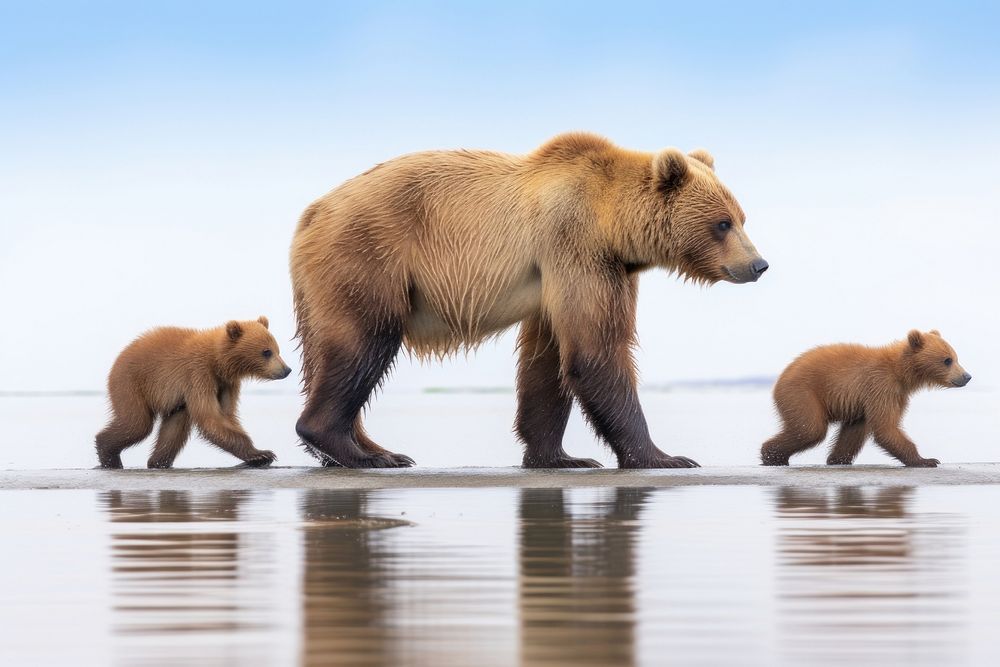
652 148 690 192
258 315 269 329
907 329 925 350
226 321 244 342
688 148 715 171
929 329 941 337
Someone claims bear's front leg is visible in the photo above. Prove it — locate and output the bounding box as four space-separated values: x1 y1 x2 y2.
516 315 602 468
548 269 698 469
563 352 698 468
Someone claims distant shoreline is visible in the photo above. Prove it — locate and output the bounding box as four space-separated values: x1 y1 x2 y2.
0 376 778 398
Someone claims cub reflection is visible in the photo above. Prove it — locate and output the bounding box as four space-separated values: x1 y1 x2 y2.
101 490 259 649
299 489 410 667
518 488 649 667
774 486 963 666
777 486 914 567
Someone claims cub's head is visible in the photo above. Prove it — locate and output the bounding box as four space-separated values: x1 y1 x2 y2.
222 316 293 381
904 329 971 388
651 148 767 284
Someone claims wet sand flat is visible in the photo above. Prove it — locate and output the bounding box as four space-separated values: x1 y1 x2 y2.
3 463 1000 491
4 392 1000 665
3 484 1000 666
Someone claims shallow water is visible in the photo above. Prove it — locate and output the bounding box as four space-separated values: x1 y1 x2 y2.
2 387 997 469
3 485 1000 666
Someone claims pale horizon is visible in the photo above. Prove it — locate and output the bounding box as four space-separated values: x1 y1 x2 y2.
2 2 998 393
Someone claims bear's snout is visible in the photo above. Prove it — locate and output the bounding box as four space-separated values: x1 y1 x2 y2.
724 256 769 283
952 371 972 387
274 365 293 380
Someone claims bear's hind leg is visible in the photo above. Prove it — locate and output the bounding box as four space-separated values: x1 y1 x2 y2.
296 315 412 468
516 315 601 468
95 401 155 469
353 415 415 466
827 419 869 465
548 273 697 469
147 408 192 469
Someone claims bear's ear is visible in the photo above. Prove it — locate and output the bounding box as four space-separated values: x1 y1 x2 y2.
226 321 244 342
907 329 925 350
929 329 941 337
652 149 690 192
688 149 715 171
258 315 269 329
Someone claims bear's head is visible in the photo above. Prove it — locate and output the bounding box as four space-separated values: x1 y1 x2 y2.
221 316 293 381
903 329 971 388
648 148 768 284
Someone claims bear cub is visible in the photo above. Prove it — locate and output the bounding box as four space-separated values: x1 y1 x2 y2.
95 316 292 469
761 330 971 467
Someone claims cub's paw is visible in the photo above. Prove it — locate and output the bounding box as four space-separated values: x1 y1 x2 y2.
826 457 854 466
241 450 277 468
760 449 790 466
147 459 174 470
906 457 940 468
97 455 124 470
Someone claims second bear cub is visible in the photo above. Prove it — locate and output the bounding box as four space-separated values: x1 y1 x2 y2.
761 330 971 467
96 316 292 469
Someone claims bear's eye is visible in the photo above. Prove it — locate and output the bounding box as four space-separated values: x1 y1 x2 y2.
716 220 732 232
263 349 273 359
943 357 953 366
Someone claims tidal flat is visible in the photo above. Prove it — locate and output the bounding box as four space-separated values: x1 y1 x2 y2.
2 389 999 665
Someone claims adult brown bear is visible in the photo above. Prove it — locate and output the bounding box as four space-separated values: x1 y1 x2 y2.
290 133 767 468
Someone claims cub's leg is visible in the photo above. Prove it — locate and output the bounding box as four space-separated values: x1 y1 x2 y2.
147 407 192 469
516 315 601 469
827 419 869 465
295 310 412 468
549 270 697 469
188 395 276 467
95 387 155 469
760 393 828 465
872 422 939 467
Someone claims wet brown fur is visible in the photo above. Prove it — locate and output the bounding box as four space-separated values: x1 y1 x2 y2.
290 132 766 468
761 330 971 467
95 316 292 469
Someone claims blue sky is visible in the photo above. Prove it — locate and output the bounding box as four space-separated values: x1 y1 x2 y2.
1 1 999 392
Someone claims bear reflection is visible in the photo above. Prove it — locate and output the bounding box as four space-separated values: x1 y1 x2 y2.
299 489 410 666
518 488 649 667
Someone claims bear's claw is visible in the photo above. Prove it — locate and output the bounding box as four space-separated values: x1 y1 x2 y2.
320 452 414 468
388 452 416 467
620 454 700 469
522 455 603 469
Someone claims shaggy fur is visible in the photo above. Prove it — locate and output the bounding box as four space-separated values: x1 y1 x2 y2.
290 132 767 469
95 316 292 469
761 330 972 467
